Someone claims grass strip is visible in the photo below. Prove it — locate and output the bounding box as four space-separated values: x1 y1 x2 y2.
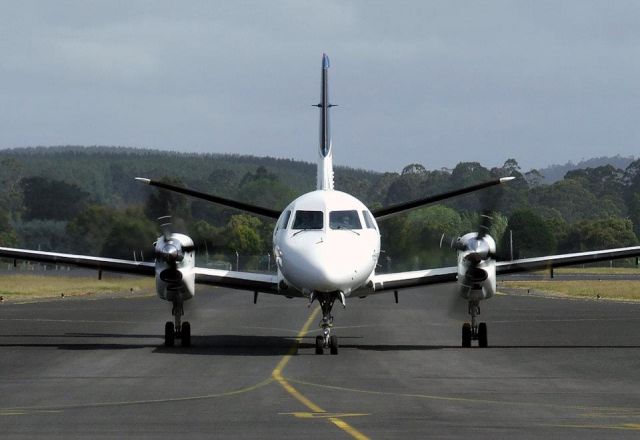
500 280 640 301
0 274 154 300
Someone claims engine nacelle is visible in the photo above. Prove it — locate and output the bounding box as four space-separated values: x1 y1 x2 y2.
456 232 497 301
154 233 195 303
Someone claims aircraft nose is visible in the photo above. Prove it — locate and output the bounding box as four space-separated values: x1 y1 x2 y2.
281 240 361 291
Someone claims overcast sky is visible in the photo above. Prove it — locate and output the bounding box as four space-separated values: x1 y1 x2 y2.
1 1 639 172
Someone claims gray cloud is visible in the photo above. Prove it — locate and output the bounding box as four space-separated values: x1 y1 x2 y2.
1 1 639 172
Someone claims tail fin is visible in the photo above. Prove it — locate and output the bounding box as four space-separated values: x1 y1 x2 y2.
315 53 335 190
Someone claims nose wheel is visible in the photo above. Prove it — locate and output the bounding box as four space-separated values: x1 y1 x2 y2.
313 292 340 355
164 301 191 347
461 301 488 348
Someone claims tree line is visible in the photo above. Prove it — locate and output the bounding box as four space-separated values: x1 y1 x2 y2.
0 146 638 271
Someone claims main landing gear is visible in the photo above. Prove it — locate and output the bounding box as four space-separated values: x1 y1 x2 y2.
313 292 339 355
165 300 191 347
461 300 488 348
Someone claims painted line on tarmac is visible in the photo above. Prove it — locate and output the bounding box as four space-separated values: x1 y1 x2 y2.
542 423 640 431
272 306 370 440
0 377 274 416
279 411 370 419
285 376 640 415
0 318 139 324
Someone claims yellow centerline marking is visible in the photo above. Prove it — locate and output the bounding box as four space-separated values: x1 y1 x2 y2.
279 412 370 419
272 306 370 440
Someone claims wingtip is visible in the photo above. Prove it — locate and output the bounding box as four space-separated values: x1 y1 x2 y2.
134 177 151 184
499 176 516 183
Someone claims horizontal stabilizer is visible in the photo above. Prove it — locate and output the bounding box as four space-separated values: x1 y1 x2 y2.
135 178 281 219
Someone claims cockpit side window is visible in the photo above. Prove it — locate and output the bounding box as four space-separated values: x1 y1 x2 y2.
292 210 323 229
278 210 292 230
362 210 377 230
329 210 362 230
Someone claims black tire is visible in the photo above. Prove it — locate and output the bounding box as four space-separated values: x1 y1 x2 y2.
462 323 471 348
181 322 191 347
164 321 175 347
315 335 324 355
329 335 338 355
478 322 488 348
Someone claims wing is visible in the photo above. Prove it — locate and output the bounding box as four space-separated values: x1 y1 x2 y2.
366 266 459 293
496 246 640 275
363 245 640 294
193 267 283 295
0 247 284 296
0 247 155 275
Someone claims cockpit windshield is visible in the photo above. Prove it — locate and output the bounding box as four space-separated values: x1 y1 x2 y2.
329 210 362 230
292 210 323 230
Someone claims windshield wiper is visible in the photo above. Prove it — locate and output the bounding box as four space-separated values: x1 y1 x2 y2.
335 226 360 236
293 228 315 237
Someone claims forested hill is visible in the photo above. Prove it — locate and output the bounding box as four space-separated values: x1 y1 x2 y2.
0 146 327 206
0 146 639 271
538 155 636 183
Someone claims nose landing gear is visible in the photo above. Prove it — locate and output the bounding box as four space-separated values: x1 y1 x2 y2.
462 300 487 348
313 292 340 355
164 300 191 347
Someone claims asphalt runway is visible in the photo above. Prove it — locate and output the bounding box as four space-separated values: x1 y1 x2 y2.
1 284 639 439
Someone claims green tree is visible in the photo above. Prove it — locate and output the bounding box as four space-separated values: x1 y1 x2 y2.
101 210 157 259
21 177 89 221
0 208 17 246
500 209 557 259
15 220 70 252
66 205 117 255
223 215 264 255
559 217 638 252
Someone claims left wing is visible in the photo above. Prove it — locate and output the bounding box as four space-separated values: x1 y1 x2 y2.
367 266 458 293
365 246 640 294
0 247 281 295
495 246 640 275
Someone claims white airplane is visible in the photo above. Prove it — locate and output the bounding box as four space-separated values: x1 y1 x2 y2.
2 54 640 353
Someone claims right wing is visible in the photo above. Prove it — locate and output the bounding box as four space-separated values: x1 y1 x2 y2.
193 267 285 295
0 247 155 276
0 246 287 296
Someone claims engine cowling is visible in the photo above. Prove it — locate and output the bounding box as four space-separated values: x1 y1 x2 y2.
154 233 195 303
455 232 496 301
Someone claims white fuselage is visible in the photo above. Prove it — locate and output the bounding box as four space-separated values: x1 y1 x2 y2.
273 190 380 297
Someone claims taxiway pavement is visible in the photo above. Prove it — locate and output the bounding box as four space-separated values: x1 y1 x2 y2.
1 284 639 439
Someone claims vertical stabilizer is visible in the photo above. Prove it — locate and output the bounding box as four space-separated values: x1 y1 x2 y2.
316 53 334 190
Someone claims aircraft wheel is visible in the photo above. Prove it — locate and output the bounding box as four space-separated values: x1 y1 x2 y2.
478 322 488 348
181 322 191 347
329 335 338 355
315 335 324 355
164 321 175 347
461 323 471 348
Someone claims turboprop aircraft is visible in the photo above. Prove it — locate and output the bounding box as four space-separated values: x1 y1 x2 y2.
2 54 640 353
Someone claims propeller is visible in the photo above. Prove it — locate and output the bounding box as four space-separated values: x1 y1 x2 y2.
155 216 184 265
446 185 507 320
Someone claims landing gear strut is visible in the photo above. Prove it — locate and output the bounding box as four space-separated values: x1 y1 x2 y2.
314 292 339 355
165 300 191 347
462 300 487 348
